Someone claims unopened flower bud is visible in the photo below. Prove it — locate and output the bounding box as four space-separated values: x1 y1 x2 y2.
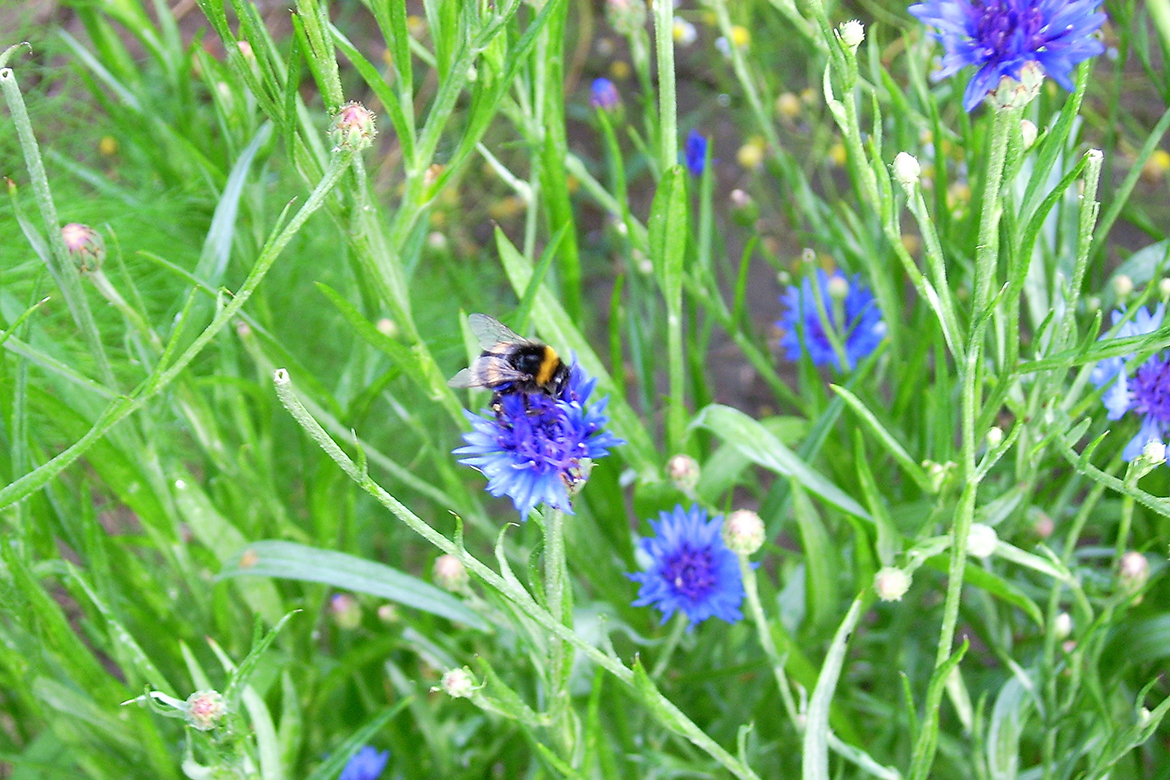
186 690 226 731
827 275 849 300
330 593 362 629
1052 612 1072 640
376 317 398 338
1033 513 1054 539
729 189 758 226
330 101 377 152
433 554 469 592
1141 440 1166 463
967 523 998 559
61 223 105 273
590 77 621 111
839 19 864 49
722 509 765 555
1112 274 1134 298
873 566 912 602
667 454 700 492
1020 119 1038 150
439 667 476 698
986 426 1004 448
1119 551 1150 592
377 603 399 623
605 0 646 35
989 61 1044 110
893 152 921 188
1159 278 1170 299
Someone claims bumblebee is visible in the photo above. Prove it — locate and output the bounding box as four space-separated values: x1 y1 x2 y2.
448 314 570 406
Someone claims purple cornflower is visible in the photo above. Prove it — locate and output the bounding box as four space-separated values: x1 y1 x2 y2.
778 269 885 371
684 129 710 175
628 505 745 628
1090 305 1170 461
909 0 1106 112
339 746 389 780
590 78 621 111
455 363 622 520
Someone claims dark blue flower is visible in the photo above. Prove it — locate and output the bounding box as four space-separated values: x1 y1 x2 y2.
909 0 1106 112
339 746 389 780
454 363 623 520
683 129 710 175
590 78 621 111
778 269 885 371
1090 305 1169 461
628 505 744 628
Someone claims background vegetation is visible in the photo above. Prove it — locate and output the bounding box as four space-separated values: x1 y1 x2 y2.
1 0 1169 777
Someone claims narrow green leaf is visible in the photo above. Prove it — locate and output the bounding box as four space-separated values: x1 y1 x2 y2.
218 540 489 630
832 385 932 493
692 404 870 520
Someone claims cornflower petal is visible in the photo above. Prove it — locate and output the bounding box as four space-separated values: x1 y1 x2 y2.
339 746 390 780
627 505 745 629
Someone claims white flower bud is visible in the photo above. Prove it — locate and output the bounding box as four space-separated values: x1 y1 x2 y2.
439 667 476 699
1159 278 1170 298
1052 612 1072 640
873 566 912 602
967 523 998 559
1119 551 1150 591
839 19 864 49
186 690 227 731
1112 274 1134 298
893 152 921 188
375 317 398 337
667 454 700 491
986 426 1004 448
1020 119 1038 150
722 509 765 556
433 554 469 592
827 275 849 300
1142 440 1166 463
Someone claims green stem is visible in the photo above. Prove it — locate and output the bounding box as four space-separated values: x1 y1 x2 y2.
652 0 677 173
1 66 117 390
543 506 575 758
650 612 688 681
934 108 1015 677
739 557 799 724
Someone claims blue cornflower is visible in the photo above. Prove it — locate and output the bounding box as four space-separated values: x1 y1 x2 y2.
590 78 621 111
909 0 1106 112
683 129 709 175
455 363 623 520
1090 305 1170 461
339 746 389 780
628 505 745 628
778 269 885 371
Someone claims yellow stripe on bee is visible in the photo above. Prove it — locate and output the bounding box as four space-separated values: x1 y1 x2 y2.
536 347 560 386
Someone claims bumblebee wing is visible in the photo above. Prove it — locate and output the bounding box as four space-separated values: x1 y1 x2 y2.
448 357 530 388
447 368 477 388
468 313 531 351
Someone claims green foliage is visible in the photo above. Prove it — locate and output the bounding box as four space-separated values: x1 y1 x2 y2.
2 0 1169 778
